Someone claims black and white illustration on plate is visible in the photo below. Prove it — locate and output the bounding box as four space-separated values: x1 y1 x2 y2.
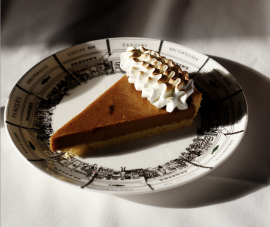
6 39 246 191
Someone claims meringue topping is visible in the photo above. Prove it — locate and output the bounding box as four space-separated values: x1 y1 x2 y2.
120 46 194 112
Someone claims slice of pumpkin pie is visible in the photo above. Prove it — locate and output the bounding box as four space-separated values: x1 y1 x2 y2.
50 46 202 156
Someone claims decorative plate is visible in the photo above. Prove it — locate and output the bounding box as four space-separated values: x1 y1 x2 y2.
5 38 248 195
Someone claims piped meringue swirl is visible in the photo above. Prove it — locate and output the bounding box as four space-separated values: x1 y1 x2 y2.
120 46 194 113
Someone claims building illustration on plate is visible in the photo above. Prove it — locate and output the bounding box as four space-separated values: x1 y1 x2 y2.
48 153 98 181
71 57 115 81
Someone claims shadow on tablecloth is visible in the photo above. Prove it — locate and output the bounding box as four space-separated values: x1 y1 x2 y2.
117 56 270 208
2 0 269 48
1 107 5 128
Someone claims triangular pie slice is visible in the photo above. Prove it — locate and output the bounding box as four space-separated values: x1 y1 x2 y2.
50 75 202 156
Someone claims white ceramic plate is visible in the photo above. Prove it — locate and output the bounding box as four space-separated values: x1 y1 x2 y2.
5 37 248 195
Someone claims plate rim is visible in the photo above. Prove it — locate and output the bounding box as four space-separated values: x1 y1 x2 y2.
4 37 249 195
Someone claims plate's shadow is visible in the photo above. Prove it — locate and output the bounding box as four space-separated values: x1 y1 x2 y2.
117 56 270 208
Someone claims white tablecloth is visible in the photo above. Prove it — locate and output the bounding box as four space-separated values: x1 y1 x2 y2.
2 0 270 226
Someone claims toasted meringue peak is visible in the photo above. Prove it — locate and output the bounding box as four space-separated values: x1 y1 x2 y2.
120 46 194 112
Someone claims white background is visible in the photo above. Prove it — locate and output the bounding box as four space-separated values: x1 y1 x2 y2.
1 0 270 226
